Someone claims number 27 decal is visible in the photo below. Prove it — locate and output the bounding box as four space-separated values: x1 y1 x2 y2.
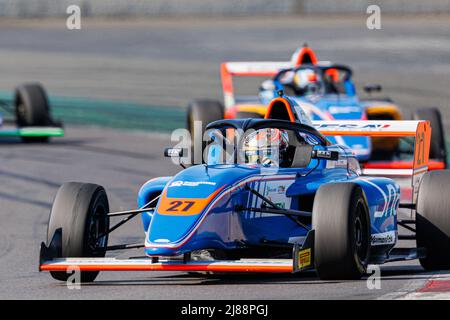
166 200 196 212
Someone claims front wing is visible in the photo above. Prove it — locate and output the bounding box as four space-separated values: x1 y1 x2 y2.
39 230 425 275
39 232 315 274
40 258 294 273
0 126 64 138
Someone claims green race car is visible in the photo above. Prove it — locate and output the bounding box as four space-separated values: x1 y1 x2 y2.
0 83 64 142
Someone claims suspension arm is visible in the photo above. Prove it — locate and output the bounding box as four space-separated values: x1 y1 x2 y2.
96 195 161 240
242 185 311 230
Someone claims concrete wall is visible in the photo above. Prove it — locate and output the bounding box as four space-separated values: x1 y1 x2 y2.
1 0 450 17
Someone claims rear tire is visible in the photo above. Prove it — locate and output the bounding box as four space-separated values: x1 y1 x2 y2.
413 107 447 165
313 183 371 280
15 83 52 143
47 182 110 282
235 111 264 119
186 99 224 165
416 170 450 270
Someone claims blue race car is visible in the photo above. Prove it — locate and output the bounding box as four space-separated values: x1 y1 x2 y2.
40 95 450 281
188 45 447 167
0 83 63 142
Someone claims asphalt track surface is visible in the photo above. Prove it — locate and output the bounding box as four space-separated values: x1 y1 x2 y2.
0 15 449 299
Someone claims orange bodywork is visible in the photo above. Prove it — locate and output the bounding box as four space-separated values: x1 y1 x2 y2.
224 104 268 119
365 104 403 152
363 160 445 171
40 259 293 273
264 97 296 122
293 46 318 66
157 186 224 216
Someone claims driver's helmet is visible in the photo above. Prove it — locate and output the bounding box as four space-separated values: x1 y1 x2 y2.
293 69 318 94
243 128 289 166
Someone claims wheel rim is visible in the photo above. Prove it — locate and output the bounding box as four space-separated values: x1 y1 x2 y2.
353 202 369 264
87 201 108 255
17 104 26 122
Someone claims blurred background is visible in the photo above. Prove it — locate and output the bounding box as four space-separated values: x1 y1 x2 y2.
0 0 449 133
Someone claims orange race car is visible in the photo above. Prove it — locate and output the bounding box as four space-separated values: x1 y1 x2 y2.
187 45 447 174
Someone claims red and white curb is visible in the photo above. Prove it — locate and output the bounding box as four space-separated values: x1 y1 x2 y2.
379 272 450 300
400 274 450 300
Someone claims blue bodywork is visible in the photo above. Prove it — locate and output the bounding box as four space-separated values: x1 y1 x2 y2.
137 117 400 264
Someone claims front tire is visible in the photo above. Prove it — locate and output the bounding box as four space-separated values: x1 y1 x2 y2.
15 83 52 143
416 170 450 270
313 183 371 280
186 99 224 165
47 182 110 282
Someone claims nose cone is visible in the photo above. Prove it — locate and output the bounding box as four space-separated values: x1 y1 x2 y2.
146 184 223 250
144 165 253 255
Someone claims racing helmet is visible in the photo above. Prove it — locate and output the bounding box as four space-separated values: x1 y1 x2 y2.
243 128 289 166
293 69 319 95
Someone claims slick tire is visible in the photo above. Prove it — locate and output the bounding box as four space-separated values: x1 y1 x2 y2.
235 111 264 119
47 182 110 282
416 170 450 270
15 83 51 143
313 183 371 280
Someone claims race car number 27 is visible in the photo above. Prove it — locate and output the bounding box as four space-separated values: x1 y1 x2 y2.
166 200 195 212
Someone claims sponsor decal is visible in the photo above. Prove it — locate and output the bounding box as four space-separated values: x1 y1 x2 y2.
154 239 170 243
298 248 312 269
371 231 396 246
361 179 400 219
169 181 216 187
374 184 400 219
266 185 286 194
248 180 293 218
314 123 391 130
262 181 292 210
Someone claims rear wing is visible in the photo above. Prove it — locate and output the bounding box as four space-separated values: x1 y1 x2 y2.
312 120 432 204
221 61 291 108
220 46 329 108
221 60 334 108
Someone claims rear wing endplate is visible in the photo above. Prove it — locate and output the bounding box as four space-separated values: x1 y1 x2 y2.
312 120 432 204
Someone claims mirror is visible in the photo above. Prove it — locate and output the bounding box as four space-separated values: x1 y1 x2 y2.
311 150 339 161
164 147 184 158
364 84 382 94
